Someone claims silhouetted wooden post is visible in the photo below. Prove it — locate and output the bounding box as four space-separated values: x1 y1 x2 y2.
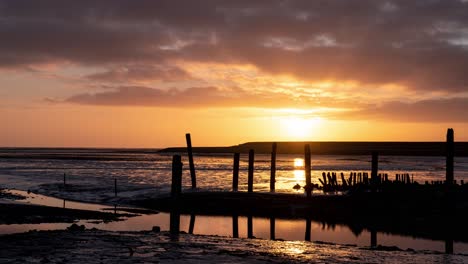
270 143 277 192
371 152 378 186
233 153 240 191
305 218 311 241
185 133 197 189
446 128 454 185
270 217 276 240
63 173 66 189
114 178 117 197
304 144 312 198
247 215 253 238
189 214 196 234
232 214 239 238
248 149 254 193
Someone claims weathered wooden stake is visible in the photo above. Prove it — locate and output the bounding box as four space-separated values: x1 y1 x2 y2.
63 173 66 189
446 128 454 185
233 153 240 191
247 215 254 238
270 143 277 192
171 155 183 198
248 149 254 193
371 152 378 185
114 178 117 197
232 214 239 238
270 217 276 240
185 133 197 189
304 144 312 198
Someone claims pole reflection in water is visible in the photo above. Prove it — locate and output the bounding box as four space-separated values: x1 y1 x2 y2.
169 208 180 239
247 215 254 238
188 214 196 234
232 214 239 238
155 213 467 253
270 217 275 240
305 218 311 241
371 229 377 248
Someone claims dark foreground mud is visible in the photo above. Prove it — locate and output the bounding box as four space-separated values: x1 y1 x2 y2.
0 228 467 264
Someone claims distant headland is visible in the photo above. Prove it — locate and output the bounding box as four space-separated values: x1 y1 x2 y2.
159 141 468 156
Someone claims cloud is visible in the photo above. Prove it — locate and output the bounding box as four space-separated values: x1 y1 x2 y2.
86 64 194 83
57 84 468 123
2 0 468 93
59 85 346 109
342 97 468 122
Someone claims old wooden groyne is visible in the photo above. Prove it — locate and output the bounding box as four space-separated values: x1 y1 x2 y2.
132 128 468 253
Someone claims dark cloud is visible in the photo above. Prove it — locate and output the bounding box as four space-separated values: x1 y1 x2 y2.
2 0 468 92
86 64 194 83
342 97 468 122
59 85 341 109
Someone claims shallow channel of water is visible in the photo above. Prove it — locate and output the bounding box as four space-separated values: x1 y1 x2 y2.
1 190 467 254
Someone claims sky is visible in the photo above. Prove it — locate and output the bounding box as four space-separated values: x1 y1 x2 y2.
1 0 468 147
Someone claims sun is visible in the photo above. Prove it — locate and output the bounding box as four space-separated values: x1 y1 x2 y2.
280 117 322 139
294 158 304 167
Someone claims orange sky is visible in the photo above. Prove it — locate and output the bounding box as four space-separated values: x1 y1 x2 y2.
1 1 468 147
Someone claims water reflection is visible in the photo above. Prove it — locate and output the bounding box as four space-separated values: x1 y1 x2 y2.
172 214 465 254
0 189 465 254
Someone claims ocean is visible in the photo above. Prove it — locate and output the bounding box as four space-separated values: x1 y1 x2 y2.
1 148 468 255
1 148 467 195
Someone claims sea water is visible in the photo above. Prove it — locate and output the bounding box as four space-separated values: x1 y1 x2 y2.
0 148 467 194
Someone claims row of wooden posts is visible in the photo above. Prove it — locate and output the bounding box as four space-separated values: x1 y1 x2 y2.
177 129 456 196
61 129 455 198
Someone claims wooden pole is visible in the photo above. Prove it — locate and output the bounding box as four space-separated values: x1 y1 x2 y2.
304 144 312 198
248 149 254 193
171 155 183 198
233 153 240 191
371 152 378 185
185 133 197 189
446 128 454 185
63 173 66 189
270 143 277 192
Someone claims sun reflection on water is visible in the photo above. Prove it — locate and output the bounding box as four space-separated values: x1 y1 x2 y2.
293 158 305 183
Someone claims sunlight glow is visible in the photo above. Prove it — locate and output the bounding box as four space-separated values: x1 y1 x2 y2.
293 170 305 182
281 117 323 139
294 158 304 167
